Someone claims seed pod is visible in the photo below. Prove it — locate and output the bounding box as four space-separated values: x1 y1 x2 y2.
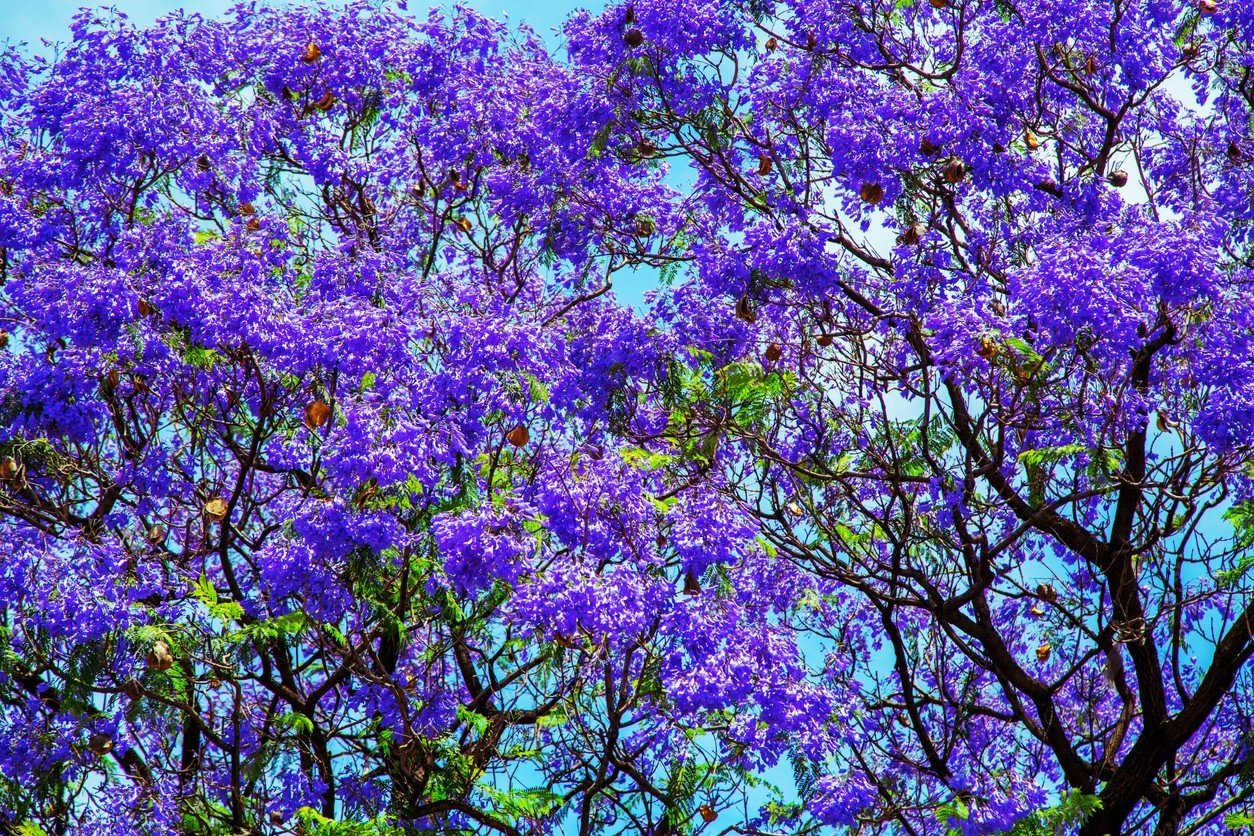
786 501 804 518
1036 583 1057 604
1156 411 1180 432
992 142 1007 154
1029 604 1045 617
270 812 285 825
635 217 654 236
1198 0 1218 13
506 423 530 447
816 333 834 347
122 678 143 700
1035 642 1051 662
239 201 255 216
765 343 783 362
145 640 174 672
147 524 166 545
455 216 473 233
919 136 939 156
1025 129 1041 151
136 299 158 318
928 0 947 7
624 4 635 24
900 222 926 245
313 90 336 112
204 497 229 522
0 456 20 481
245 217 261 232
196 154 211 172
859 182 884 204
638 138 657 156
1227 140 1245 162
0 329 8 349
942 156 966 184
699 805 717 823
208 677 222 689
624 28 644 47
764 37 778 52
88 732 114 756
304 400 332 430
990 298 1006 316
735 295 756 323
684 569 702 596
1107 169 1129 187
757 154 773 176
301 41 322 62
976 337 998 359
656 534 667 549
806 31 816 49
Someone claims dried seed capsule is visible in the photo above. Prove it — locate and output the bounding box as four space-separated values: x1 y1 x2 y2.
928 0 947 7
757 155 773 176
301 41 322 62
900 222 926 245
1036 583 1057 603
806 31 817 49
239 201 255 216
859 182 884 204
1198 0 1218 13
1107 169 1129 187
304 400 332 430
506 424 530 447
0 456 19 480
455 216 473 233
816 334 834 347
88 732 114 756
919 136 939 156
313 90 336 112
145 640 174 672
976 337 998 359
624 4 635 24
635 217 654 236
1085 54 1099 74
136 299 158 318
1025 129 1041 151
735 295 756 323
245 217 261 232
1156 411 1180 431
624 28 644 47
764 343 783 362
990 298 1006 316
147 524 166 545
1035 642 1051 662
0 329 8 349
786 501 804 518
122 679 143 700
1029 604 1045 617
196 154 211 171
764 37 778 52
204 497 229 522
683 569 702 596
699 806 717 823
942 156 966 184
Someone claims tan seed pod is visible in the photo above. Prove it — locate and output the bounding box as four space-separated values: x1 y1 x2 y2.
204 497 229 522
786 501 804 518
506 423 530 447
0 456 20 481
990 299 1006 316
1036 583 1057 603
765 343 783 363
301 41 322 62
1025 129 1041 151
624 28 644 47
270 811 285 825
757 154 773 176
196 154 211 171
635 217 654 236
900 222 926 245
88 732 114 756
859 182 884 205
1108 169 1129 187
684 569 702 596
239 201 255 216
455 216 473 233
147 524 166 545
209 677 222 689
313 90 336 112
816 333 834 347
1035 642 1051 662
145 640 174 672
1029 604 1045 617
976 337 998 359
304 400 332 430
699 805 717 823
1156 411 1180 431
245 217 261 232
0 329 8 349
1198 0 1218 13
764 37 778 52
942 156 966 184
735 295 756 323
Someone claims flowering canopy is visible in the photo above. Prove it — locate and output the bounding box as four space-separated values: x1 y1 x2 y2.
2 0 1254 835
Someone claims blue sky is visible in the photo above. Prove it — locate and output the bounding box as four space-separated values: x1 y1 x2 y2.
4 0 581 52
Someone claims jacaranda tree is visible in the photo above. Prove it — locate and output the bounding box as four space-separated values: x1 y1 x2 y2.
2 0 1254 834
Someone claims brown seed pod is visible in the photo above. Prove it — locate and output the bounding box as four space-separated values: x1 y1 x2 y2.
0 456 21 481
204 497 229 522
765 343 783 363
0 329 8 349
245 217 261 232
313 90 336 112
928 0 947 7
270 812 285 825
1025 129 1041 151
1035 642 1051 662
816 333 834 347
239 201 255 216
638 138 657 157
122 678 143 701
624 4 636 24
699 805 718 823
301 40 322 62
684 569 702 596
1085 54 1099 74
106 369 120 388
1198 0 1218 13
990 298 1006 316
145 640 174 672
976 337 998 359
88 732 114 756
506 423 530 447
919 136 938 156
1029 604 1045 617
1156 411 1180 432
900 222 927 246
304 400 332 430
942 156 966 184
455 216 473 233
136 299 158 318
764 37 778 52
735 295 756 323
1036 583 1057 604
635 217 654 236
196 154 211 172
806 31 817 49
757 154 773 176
1107 169 1129 187
624 28 644 47
147 524 166 545
992 142 1007 154
859 182 884 204
281 85 295 101
208 677 222 689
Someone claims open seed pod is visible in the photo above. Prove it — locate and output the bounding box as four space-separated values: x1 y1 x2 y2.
88 732 114 756
313 90 336 112
976 337 998 359
506 423 530 447
136 299 158 318
764 37 778 52
301 41 322 62
146 524 167 546
1035 642 1052 662
1108 169 1129 187
635 217 654 236
699 806 718 823
1025 129 1041 151
735 295 756 323
1036 583 1057 604
1198 0 1218 13
816 333 834 347
304 400 332 430
145 640 174 672
204 497 229 522
859 182 884 204
765 343 783 362
683 569 702 596
122 678 144 701
942 156 965 184
0 456 21 481
757 155 773 176
624 28 644 47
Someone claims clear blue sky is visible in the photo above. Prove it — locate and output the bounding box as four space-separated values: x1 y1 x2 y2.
3 0 581 52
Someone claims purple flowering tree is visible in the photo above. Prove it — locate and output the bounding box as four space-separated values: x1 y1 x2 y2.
3 0 1254 835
